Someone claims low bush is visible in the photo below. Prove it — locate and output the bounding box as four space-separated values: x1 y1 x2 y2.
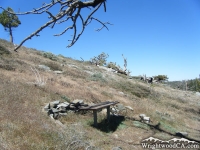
107 62 120 71
89 73 106 83
43 52 58 61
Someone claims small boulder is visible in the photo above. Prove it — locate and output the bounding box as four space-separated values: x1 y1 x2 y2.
58 106 67 113
57 103 69 109
51 108 60 113
38 65 50 71
116 104 125 111
59 113 67 116
118 92 124 95
139 114 146 118
176 132 188 137
54 70 63 74
112 147 122 150
50 100 60 108
125 106 133 111
49 114 54 119
196 92 200 96
143 117 150 123
44 103 50 111
53 112 59 119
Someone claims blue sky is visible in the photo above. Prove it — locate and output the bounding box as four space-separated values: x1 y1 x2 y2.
0 0 200 81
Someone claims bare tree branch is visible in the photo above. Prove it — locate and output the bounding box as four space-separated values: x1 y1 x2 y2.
0 0 112 51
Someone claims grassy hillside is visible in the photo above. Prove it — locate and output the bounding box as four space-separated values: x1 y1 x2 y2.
0 39 199 150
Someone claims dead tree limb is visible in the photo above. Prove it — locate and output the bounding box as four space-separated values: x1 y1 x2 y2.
0 0 112 52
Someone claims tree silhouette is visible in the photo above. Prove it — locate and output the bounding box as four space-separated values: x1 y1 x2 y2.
0 7 21 43
0 0 111 51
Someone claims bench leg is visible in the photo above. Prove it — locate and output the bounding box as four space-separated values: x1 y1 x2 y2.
93 110 97 127
107 106 110 123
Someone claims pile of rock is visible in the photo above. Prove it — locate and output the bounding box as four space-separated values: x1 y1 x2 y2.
111 104 133 115
139 114 151 123
44 99 88 119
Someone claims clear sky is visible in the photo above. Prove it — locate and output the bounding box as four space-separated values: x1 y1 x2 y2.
0 0 200 81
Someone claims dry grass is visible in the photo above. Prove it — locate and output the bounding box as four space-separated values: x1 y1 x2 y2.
0 39 199 149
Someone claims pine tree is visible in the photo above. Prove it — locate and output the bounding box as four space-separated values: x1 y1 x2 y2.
0 7 21 43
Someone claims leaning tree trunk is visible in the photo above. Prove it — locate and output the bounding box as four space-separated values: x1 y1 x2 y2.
8 25 13 43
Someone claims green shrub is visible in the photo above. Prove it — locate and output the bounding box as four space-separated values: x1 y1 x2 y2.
133 121 150 130
61 95 71 103
107 62 120 71
89 73 106 82
43 52 58 61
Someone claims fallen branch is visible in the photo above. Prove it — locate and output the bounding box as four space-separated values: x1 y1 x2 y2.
0 0 112 51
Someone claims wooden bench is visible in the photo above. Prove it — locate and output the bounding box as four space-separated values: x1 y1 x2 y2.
79 101 119 127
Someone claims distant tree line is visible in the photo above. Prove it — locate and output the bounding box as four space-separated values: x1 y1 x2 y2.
187 78 200 92
168 78 200 92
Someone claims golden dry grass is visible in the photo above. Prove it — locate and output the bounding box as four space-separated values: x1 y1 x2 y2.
0 39 199 149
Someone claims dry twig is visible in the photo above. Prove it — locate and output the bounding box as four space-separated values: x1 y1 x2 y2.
0 0 112 51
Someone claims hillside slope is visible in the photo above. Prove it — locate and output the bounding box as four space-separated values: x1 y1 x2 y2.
0 39 199 150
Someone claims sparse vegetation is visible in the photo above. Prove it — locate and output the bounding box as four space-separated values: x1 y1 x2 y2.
0 39 199 149
107 62 121 71
0 44 10 55
89 72 106 83
42 52 58 61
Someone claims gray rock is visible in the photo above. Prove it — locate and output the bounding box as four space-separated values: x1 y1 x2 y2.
196 92 200 96
118 92 124 95
111 107 119 115
54 70 63 74
44 103 50 111
59 113 67 116
55 120 64 127
53 112 59 119
143 117 150 123
63 102 70 105
38 65 50 71
49 114 54 119
50 100 60 108
69 105 76 109
51 108 60 113
176 132 188 137
112 147 122 150
139 114 146 118
58 106 67 112
116 104 125 111
125 106 133 111
57 103 69 109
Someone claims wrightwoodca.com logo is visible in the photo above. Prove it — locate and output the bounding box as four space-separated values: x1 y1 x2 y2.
141 137 199 149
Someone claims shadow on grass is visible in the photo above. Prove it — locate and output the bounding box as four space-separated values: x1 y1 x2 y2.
92 115 125 133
